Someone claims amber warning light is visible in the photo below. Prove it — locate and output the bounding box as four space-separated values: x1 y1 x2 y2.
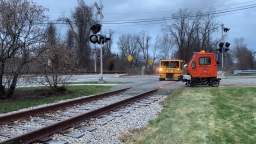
159 67 163 72
200 50 206 53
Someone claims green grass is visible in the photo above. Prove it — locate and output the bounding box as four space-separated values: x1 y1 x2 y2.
0 85 111 114
122 87 256 144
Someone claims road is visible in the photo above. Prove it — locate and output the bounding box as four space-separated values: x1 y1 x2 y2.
14 74 256 88
221 76 256 87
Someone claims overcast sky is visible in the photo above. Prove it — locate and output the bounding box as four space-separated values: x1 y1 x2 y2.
34 0 256 52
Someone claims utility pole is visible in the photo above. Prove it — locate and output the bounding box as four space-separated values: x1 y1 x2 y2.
221 24 225 71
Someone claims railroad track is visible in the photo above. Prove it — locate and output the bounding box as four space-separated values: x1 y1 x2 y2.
0 88 130 124
0 88 158 144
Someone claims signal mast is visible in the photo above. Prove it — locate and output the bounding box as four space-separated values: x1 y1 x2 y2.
90 0 111 82
218 24 231 74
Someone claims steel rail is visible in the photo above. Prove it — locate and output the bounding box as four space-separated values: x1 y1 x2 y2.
0 87 130 124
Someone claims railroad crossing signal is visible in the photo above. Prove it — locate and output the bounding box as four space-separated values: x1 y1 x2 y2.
219 24 231 72
89 2 110 45
218 42 231 53
223 28 230 32
90 24 102 34
93 0 105 82
219 42 224 49
225 42 230 48
225 42 230 52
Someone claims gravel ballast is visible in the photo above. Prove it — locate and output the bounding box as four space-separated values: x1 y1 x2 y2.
48 95 167 144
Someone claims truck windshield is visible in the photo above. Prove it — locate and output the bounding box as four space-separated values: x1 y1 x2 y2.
161 61 179 68
199 57 211 65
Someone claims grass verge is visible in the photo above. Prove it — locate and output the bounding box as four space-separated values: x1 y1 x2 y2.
0 85 111 114
122 87 256 144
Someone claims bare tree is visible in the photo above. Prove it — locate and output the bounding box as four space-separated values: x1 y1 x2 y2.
117 32 157 73
136 32 151 70
168 9 218 62
0 0 46 98
151 45 159 66
103 30 114 71
200 14 217 50
168 10 188 62
234 38 254 70
38 24 74 89
47 23 57 49
155 33 174 59
117 34 141 70
224 53 234 71
64 0 94 70
66 29 75 50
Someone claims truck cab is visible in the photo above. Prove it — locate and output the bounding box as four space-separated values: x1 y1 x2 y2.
187 51 218 78
159 60 184 81
183 50 220 86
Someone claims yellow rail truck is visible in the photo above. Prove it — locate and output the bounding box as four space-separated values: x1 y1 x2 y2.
159 60 184 81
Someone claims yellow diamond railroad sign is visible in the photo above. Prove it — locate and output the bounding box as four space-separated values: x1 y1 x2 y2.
127 55 134 63
148 59 153 65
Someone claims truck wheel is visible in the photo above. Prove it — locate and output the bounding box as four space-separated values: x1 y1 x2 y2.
214 81 220 87
211 80 220 87
186 81 193 87
159 78 165 81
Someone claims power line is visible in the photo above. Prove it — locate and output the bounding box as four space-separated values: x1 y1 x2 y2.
15 2 256 26
40 0 256 17
103 3 256 25
103 0 256 18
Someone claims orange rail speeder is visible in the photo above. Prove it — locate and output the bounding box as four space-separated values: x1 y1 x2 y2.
182 50 221 87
